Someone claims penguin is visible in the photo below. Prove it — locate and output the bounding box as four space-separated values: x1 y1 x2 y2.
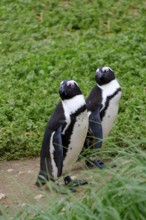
36 80 89 187
84 66 122 168
96 66 122 139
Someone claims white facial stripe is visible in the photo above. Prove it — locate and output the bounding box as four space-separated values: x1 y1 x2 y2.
102 67 110 72
67 80 76 87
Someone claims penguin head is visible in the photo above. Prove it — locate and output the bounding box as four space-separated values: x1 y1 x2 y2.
59 80 82 100
95 66 115 85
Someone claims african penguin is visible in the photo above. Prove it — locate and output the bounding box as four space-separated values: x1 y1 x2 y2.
96 66 122 139
36 80 88 187
84 66 122 168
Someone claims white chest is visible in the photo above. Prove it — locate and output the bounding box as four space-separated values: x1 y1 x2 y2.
98 79 122 139
62 110 88 174
101 91 122 138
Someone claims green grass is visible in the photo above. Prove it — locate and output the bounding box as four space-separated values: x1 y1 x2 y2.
0 0 146 159
1 141 146 220
0 1 146 218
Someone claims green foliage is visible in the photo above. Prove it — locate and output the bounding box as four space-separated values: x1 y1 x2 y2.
1 143 146 219
0 0 146 159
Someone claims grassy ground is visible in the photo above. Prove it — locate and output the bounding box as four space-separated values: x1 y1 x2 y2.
1 144 146 219
0 0 146 159
0 0 146 219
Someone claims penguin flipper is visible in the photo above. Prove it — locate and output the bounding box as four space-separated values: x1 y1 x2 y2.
53 126 63 177
89 108 103 149
36 126 63 187
84 109 105 169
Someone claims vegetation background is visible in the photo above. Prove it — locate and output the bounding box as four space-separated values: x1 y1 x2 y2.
0 0 146 219
0 0 145 160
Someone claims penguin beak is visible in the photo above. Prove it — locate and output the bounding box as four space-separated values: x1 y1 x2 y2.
60 85 65 93
96 70 103 79
95 69 104 85
59 84 67 96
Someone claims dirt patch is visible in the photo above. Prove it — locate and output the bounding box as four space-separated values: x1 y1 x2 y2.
0 158 91 212
0 158 41 208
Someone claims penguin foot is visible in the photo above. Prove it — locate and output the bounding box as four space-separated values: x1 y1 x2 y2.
69 188 77 193
54 184 77 194
86 159 105 169
64 176 88 187
35 175 48 187
110 164 117 168
64 175 72 185
66 179 88 187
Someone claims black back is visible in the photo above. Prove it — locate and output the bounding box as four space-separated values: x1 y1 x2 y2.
41 102 65 157
86 85 102 112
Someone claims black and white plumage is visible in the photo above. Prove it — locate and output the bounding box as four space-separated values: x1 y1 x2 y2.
96 66 122 139
84 66 122 168
36 80 88 187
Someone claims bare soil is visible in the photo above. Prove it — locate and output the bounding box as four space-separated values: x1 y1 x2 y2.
0 158 91 213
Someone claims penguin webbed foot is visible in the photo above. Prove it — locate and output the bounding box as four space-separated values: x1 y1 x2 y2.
64 175 88 188
86 160 117 169
110 164 117 168
86 159 105 169
35 174 49 187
